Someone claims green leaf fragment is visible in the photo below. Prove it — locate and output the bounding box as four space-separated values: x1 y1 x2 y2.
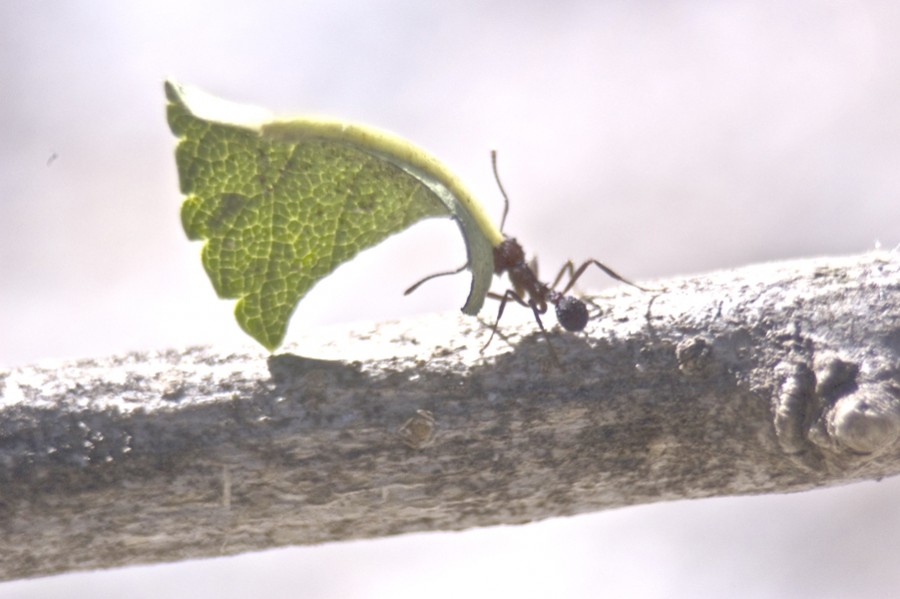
165 81 503 350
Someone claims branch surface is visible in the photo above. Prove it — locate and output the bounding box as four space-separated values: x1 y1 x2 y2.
2 251 899 580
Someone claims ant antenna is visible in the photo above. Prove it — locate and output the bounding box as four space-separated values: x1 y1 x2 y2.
405 151 511 298
403 263 467 296
491 150 511 233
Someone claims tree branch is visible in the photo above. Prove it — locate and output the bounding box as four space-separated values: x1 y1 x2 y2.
2 251 899 581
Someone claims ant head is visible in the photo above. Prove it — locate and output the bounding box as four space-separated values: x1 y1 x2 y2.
493 237 525 274
555 295 589 332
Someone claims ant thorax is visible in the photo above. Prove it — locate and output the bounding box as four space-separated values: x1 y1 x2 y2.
490 235 590 334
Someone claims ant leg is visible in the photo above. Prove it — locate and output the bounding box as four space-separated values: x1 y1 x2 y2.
483 289 562 366
555 259 652 296
549 260 577 291
528 255 539 279
404 263 468 296
525 300 562 366
482 289 525 351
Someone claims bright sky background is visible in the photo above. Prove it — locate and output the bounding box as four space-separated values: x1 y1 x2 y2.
2 1 900 597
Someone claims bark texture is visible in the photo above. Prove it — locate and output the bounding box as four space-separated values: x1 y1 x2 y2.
1 251 899 581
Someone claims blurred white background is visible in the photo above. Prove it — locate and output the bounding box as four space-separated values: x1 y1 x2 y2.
2 1 899 597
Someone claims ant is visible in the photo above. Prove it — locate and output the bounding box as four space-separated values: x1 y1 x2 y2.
406 151 648 361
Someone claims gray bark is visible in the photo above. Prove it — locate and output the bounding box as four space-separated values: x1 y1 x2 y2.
2 251 899 581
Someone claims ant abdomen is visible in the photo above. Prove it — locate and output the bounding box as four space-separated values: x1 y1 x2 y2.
554 295 589 332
